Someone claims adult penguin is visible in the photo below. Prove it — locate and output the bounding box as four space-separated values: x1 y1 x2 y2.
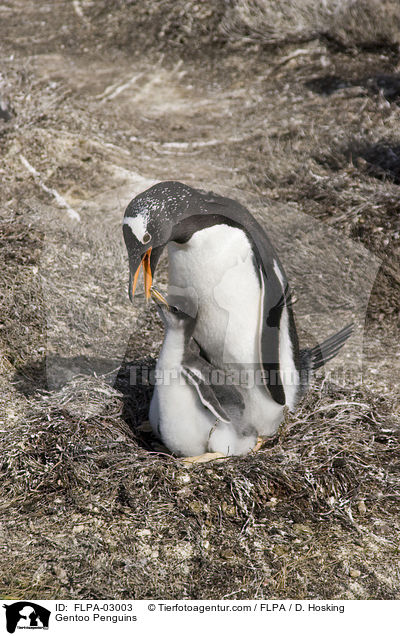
123 181 351 437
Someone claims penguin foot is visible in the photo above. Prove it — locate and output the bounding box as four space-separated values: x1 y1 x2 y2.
252 436 266 452
136 420 152 433
152 442 171 453
181 452 226 465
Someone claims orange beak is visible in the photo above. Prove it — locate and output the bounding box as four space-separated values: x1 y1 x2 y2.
130 247 152 300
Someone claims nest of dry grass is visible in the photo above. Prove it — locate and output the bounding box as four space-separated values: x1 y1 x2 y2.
0 378 399 599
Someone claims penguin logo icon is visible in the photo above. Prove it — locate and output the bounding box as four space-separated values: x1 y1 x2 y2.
3 602 50 633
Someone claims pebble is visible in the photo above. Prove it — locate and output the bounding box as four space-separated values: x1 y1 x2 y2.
33 563 47 583
358 500 367 514
221 549 235 559
293 523 313 535
350 568 361 578
274 545 289 556
54 566 69 585
174 543 193 560
72 524 86 534
188 501 203 514
177 473 191 484
136 529 151 538
221 501 236 517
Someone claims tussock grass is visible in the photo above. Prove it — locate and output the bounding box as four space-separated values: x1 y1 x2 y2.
222 0 400 51
87 0 400 54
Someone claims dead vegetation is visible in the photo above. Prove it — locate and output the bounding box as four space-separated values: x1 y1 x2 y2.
85 0 400 55
0 0 399 599
0 380 399 599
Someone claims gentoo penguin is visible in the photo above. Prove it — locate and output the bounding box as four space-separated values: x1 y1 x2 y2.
149 287 257 457
123 181 352 439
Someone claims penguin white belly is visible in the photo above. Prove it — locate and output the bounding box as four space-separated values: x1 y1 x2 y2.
167 224 285 436
168 225 260 366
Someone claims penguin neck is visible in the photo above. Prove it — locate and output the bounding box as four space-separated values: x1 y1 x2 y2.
158 327 186 369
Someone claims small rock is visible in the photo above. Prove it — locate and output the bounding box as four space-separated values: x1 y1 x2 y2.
174 543 193 560
358 500 367 514
293 523 313 535
139 544 158 559
33 563 47 584
0 97 12 122
221 501 236 517
177 473 191 484
356 157 368 169
350 568 361 578
273 545 289 556
72 524 86 534
137 529 151 538
221 549 235 559
188 501 203 514
54 566 69 585
176 487 191 497
253 541 264 549
136 420 152 432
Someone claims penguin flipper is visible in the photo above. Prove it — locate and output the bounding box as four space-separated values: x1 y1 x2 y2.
258 264 295 406
185 341 246 417
181 365 231 423
300 323 354 371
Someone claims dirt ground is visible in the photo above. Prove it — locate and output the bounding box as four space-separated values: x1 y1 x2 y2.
0 0 399 599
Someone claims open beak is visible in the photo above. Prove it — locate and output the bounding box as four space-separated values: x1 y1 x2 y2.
130 247 152 301
150 287 169 307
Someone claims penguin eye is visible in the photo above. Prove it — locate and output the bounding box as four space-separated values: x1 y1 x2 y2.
169 306 179 314
142 232 151 244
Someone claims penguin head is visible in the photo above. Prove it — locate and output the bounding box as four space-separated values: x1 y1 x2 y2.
123 182 195 302
122 210 166 303
150 287 196 340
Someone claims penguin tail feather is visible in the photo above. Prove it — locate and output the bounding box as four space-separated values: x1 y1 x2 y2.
301 323 354 371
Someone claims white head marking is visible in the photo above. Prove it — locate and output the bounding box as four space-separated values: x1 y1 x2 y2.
123 214 150 244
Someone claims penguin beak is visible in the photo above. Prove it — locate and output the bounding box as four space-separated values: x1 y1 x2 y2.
150 287 169 307
129 247 152 301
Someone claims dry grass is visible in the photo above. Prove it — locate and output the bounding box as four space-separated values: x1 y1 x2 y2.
0 0 399 599
222 0 400 50
0 380 399 599
84 0 400 54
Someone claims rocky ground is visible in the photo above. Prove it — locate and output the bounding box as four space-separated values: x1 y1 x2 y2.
0 0 399 599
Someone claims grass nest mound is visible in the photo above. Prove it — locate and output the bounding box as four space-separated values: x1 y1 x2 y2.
1 378 399 599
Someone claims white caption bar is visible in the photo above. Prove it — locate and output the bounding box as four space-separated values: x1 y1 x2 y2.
2 599 397 635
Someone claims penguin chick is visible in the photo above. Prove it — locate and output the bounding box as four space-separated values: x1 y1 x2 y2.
149 288 257 457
